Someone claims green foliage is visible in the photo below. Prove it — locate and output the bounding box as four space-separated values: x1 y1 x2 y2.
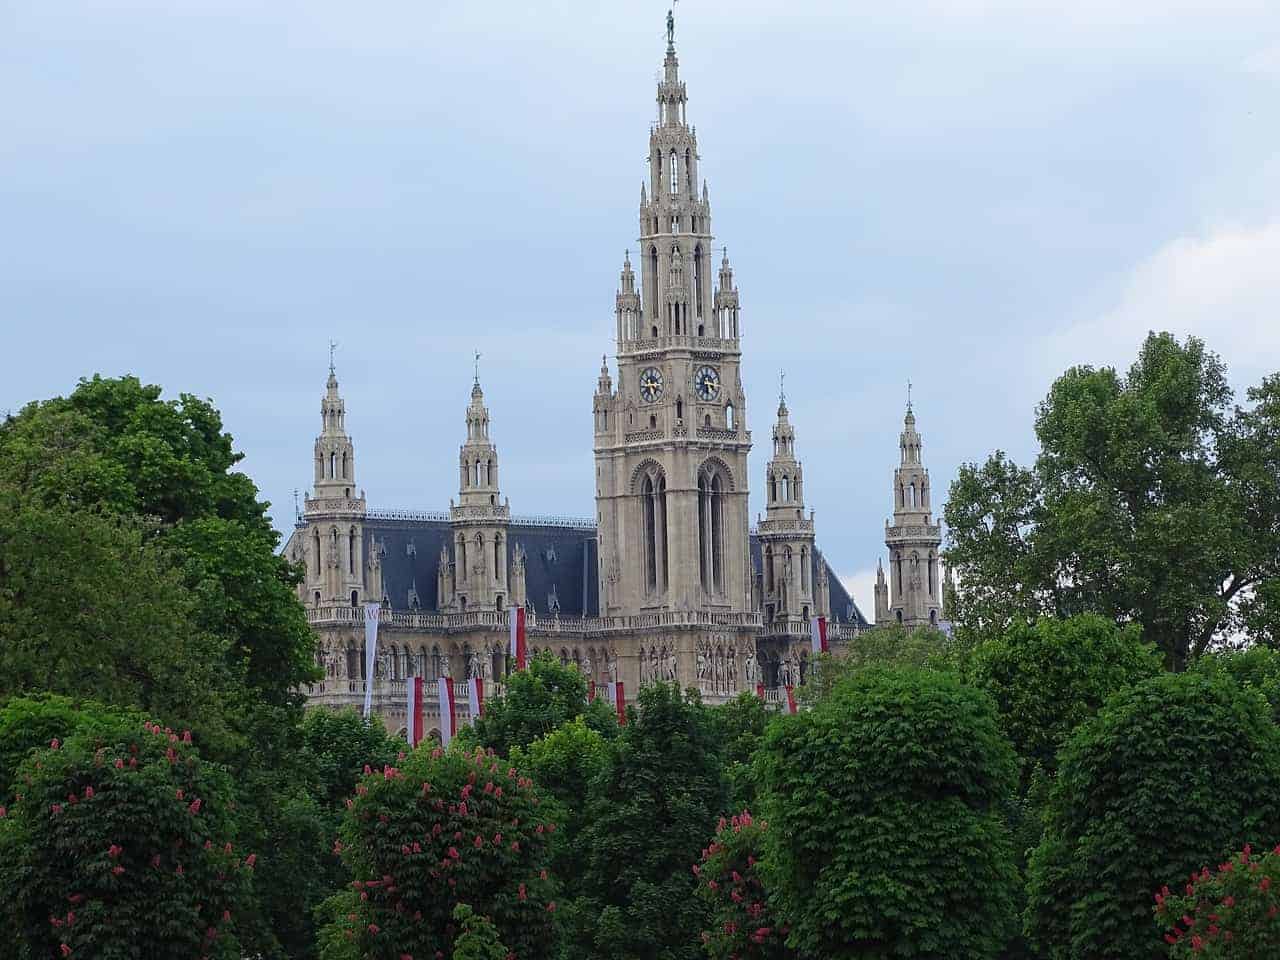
803 625 964 703
0 721 253 959
298 708 402 809
326 745 556 960
1025 672 1280 960
758 667 1019 959
0 696 145 803
695 811 791 960
1157 843 1280 958
945 334 1280 667
473 653 616 756
569 683 729 960
705 693 772 809
1191 646 1280 724
451 903 510 960
965 614 1162 779
510 717 609 902
0 494 231 743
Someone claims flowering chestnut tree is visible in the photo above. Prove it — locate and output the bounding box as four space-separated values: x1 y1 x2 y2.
1156 843 1280 958
0 721 253 960
694 811 792 960
324 745 556 960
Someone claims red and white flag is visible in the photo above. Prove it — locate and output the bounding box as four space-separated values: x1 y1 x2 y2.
438 677 457 747
362 602 382 718
509 606 527 670
755 683 765 700
810 615 828 655
405 676 425 748
784 685 798 715
587 680 596 703
608 681 627 726
468 677 485 720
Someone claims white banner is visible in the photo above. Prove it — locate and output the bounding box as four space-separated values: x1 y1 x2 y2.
363 602 381 718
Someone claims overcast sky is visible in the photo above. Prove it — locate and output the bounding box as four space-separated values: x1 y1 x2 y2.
3 1 1278 615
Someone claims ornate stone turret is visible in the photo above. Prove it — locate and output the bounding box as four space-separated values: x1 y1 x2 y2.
445 369 512 612
302 353 368 607
757 381 819 625
880 399 943 629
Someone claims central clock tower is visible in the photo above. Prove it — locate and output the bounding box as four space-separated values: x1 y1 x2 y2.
593 25 752 619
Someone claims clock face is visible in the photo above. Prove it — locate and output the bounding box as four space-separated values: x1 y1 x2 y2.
639 367 664 404
694 365 721 401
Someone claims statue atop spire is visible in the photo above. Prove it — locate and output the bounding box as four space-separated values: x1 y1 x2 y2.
666 7 675 49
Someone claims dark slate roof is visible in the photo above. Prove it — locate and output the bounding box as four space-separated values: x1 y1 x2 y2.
364 517 599 618
363 513 867 626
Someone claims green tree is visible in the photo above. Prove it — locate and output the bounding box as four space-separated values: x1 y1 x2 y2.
705 693 773 809
965 614 1162 780
758 667 1019 960
451 903 510 960
510 717 609 900
1191 646 1280 724
569 683 728 960
0 495 232 746
944 335 1280 668
473 652 616 756
1025 672 1280 960
0 721 253 960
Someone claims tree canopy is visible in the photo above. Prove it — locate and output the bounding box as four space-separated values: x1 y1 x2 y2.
944 334 1280 668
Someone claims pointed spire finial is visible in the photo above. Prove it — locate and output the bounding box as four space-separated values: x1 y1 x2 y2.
779 369 786 405
474 350 482 386
328 339 338 375
907 379 913 413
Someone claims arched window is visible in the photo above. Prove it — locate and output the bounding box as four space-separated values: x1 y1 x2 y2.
348 529 356 573
487 458 494 487
351 590 359 608
341 451 348 478
693 245 703 318
643 475 657 593
458 537 467 582
909 482 917 508
726 403 735 431
494 534 502 585
670 150 678 194
649 414 657 429
312 530 321 577
329 452 336 478
928 554 936 597
801 547 809 592
314 590 321 606
676 398 683 421
474 460 482 487
764 546 774 593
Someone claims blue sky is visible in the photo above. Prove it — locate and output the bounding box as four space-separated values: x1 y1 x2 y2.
2 1 1278 614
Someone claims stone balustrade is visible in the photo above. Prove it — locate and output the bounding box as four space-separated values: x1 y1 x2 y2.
306 606 765 635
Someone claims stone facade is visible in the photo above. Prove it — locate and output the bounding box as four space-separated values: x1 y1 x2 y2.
874 403 944 629
285 22 875 737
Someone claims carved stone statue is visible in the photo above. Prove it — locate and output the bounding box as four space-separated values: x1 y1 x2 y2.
666 651 677 683
650 647 660 683
666 9 674 45
745 653 756 685
696 648 708 680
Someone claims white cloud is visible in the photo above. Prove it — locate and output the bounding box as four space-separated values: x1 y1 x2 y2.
1047 221 1280 382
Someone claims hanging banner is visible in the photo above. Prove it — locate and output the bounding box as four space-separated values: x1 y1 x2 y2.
438 677 456 747
405 676 424 747
756 683 765 700
509 606 527 670
784 685 798 715
809 615 828 654
612 681 627 726
468 677 485 721
588 680 596 703
362 602 382 718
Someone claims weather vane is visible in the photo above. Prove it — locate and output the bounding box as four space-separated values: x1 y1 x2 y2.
779 369 786 404
328 339 338 374
474 350 482 385
907 379 913 411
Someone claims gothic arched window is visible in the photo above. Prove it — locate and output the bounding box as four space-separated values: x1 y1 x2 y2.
801 546 810 592
670 150 678 194
764 546 774 594
726 403 735 431
329 451 336 478
348 528 356 573
313 530 321 577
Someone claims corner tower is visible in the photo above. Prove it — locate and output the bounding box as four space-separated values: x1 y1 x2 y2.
443 372 511 612
880 400 943 628
594 16 753 617
302 359 370 607
757 385 819 627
